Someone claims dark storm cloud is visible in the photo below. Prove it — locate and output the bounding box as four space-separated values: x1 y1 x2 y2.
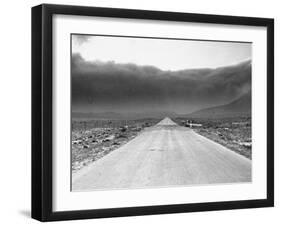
72 35 91 45
71 54 251 113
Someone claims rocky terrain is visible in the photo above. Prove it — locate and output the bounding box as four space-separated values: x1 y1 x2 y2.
173 116 252 159
71 118 160 173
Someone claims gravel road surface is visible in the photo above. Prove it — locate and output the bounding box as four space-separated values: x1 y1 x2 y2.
72 117 251 191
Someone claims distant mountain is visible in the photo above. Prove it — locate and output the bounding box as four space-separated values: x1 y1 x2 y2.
72 111 179 120
72 112 123 120
188 91 251 118
126 111 179 119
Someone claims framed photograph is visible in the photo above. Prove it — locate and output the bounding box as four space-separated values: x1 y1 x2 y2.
32 4 274 221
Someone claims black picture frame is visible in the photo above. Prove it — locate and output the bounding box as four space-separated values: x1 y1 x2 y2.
32 3 274 222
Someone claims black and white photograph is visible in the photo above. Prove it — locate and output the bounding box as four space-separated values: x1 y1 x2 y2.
29 3 274 222
71 34 252 191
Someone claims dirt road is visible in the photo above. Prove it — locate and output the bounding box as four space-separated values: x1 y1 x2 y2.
72 117 251 191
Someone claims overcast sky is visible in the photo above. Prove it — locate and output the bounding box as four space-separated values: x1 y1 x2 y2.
72 34 251 71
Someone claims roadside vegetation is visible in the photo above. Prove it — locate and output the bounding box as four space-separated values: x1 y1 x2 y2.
71 118 160 173
173 116 252 159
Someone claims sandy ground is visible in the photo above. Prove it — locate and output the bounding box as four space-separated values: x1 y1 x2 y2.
72 117 251 191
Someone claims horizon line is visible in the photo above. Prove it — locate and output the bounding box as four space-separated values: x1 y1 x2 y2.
73 53 252 72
